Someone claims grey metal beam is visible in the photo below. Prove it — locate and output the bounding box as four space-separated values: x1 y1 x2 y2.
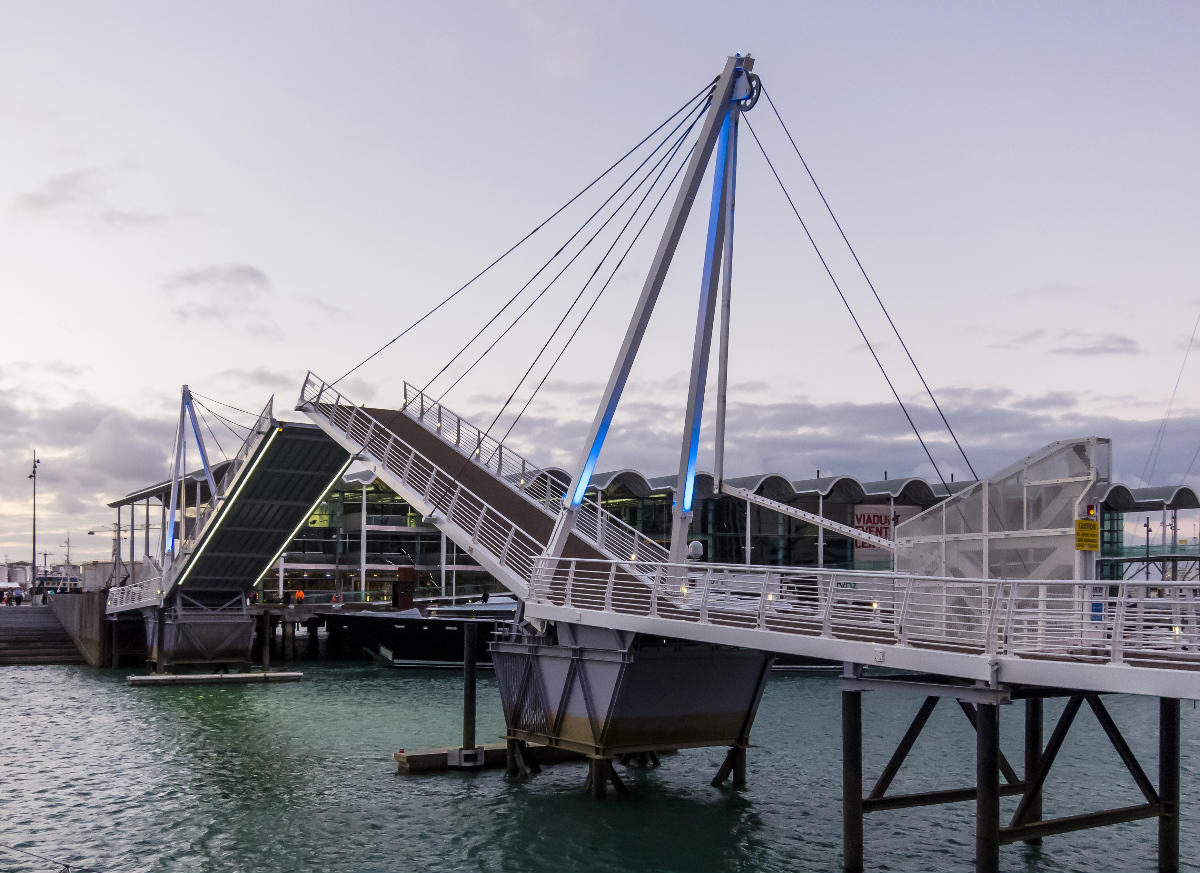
864 783 1026 813
842 676 1011 705
1000 803 1160 845
544 54 749 563
867 696 938 799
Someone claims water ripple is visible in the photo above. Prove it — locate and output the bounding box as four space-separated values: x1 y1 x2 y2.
0 665 1196 871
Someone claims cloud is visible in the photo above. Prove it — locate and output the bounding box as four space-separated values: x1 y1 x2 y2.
164 264 270 296
1010 391 1077 412
442 377 1198 494
298 294 351 321
162 263 280 337
1050 333 1140 356
214 367 294 391
987 328 1141 357
11 168 167 232
986 329 1045 350
0 395 176 563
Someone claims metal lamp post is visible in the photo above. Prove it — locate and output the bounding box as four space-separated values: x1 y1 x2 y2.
28 451 39 603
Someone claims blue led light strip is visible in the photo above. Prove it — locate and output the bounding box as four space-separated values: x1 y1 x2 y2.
682 111 732 513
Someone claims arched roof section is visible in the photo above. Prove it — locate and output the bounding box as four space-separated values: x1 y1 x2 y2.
642 472 717 499
521 467 570 499
726 473 796 502
1099 484 1137 512
1127 485 1200 511
646 474 678 494
860 478 938 507
790 475 866 503
591 469 654 498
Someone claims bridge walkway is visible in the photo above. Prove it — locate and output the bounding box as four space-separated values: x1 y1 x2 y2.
299 372 1200 699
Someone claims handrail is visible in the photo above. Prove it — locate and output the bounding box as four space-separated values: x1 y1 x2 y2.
525 556 1200 670
300 372 667 568
300 373 546 597
395 379 668 565
106 576 163 612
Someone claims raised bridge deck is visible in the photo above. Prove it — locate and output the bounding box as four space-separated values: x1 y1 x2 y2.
107 414 351 615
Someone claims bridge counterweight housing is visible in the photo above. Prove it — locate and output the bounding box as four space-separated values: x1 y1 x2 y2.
492 623 772 760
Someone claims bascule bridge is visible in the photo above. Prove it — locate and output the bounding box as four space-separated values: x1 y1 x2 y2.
109 54 1196 873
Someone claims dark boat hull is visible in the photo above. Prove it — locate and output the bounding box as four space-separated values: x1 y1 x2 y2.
320 609 507 667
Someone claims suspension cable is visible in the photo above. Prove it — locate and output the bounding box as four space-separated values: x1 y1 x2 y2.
192 402 229 460
190 391 257 418
483 130 700 454
331 80 717 388
496 141 698 450
743 115 951 493
434 106 705 404
1182 440 1200 484
1142 308 1200 485
192 397 252 439
420 95 710 399
761 85 978 481
425 134 700 510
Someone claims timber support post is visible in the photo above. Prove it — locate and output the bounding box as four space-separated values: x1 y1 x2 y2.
842 683 864 873
976 702 1001 873
1023 697 1043 844
1160 696 1180 873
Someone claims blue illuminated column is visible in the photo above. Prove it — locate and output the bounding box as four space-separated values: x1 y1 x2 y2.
539 54 750 565
668 108 734 565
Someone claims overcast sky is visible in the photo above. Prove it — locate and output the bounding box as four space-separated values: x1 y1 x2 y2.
2 1 1198 564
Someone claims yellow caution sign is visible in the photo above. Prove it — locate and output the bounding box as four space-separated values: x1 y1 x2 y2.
1075 518 1100 552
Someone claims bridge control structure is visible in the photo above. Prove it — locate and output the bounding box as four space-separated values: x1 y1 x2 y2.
107 389 351 669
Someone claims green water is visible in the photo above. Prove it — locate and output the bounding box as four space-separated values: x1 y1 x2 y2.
1 664 1197 872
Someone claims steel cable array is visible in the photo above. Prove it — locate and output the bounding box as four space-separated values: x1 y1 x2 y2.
760 85 979 481
331 80 718 389
421 92 711 401
742 114 953 495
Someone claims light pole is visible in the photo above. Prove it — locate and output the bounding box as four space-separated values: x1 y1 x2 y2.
1145 516 1153 582
28 451 39 602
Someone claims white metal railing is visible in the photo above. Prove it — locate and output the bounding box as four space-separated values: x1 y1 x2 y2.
396 379 668 565
300 374 547 594
526 557 1200 670
106 576 163 612
300 372 667 569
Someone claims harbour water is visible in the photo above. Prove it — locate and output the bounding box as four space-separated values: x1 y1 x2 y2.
1 664 1197 872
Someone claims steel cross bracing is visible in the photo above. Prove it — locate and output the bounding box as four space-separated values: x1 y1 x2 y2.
721 482 895 550
299 372 1200 698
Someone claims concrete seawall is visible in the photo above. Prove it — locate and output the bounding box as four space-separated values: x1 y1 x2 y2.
47 592 107 666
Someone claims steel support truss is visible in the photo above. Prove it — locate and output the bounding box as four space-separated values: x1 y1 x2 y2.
840 670 1182 873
